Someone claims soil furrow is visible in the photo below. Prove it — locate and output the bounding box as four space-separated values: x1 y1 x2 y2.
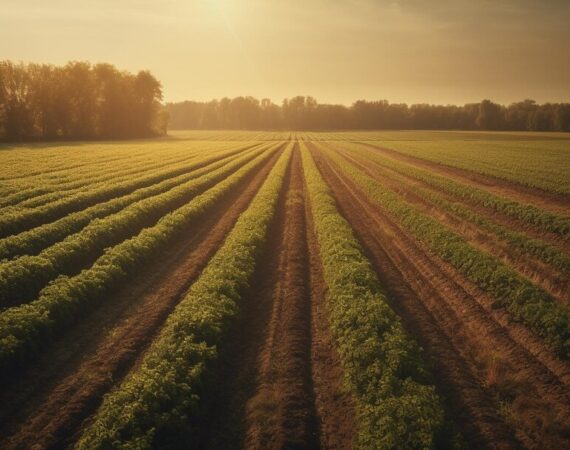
360 142 570 215
243 148 318 449
0 149 282 450
201 148 320 450
311 145 570 449
335 149 570 304
202 147 352 450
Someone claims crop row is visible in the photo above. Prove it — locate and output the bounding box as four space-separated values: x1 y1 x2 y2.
0 146 271 307
7 141 251 207
0 144 280 372
363 140 570 196
0 145 180 200
0 147 206 208
340 143 570 238
301 144 445 448
334 146 570 277
0 148 148 182
0 146 266 262
75 144 293 449
1 141 253 214
0 139 193 178
0 146 214 209
0 143 263 238
323 148 570 359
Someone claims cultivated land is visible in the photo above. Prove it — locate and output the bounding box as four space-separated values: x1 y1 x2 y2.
0 131 569 449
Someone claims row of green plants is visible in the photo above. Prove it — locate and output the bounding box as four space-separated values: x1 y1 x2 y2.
0 147 269 307
0 143 260 238
11 141 258 206
0 146 208 208
324 148 570 359
0 145 280 372
76 144 293 449
363 139 570 196
6 149 209 209
301 145 446 449
345 143 570 238
0 146 267 261
0 145 182 203
0 147 148 183
337 146 570 277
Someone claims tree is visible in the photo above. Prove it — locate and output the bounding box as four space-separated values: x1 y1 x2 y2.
165 95 570 132
0 61 34 139
476 99 503 130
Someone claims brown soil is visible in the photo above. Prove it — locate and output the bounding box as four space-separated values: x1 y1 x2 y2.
0 148 282 450
335 149 570 305
200 147 355 450
360 142 570 216
310 144 570 450
243 148 319 449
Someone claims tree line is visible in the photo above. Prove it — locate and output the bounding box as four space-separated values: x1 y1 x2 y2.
0 61 168 141
167 96 570 131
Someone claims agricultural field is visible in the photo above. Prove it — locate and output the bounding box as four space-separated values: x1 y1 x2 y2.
0 130 569 449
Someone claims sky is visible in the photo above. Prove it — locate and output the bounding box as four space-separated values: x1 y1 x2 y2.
1 0 569 105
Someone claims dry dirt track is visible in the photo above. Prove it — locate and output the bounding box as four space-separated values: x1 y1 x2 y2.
0 148 282 450
309 143 570 449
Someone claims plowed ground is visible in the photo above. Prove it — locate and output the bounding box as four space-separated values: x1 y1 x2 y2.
1 136 569 450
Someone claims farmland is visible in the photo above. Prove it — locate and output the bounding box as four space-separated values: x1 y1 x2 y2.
0 131 569 450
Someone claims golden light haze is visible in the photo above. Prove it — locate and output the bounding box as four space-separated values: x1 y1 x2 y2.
1 0 569 105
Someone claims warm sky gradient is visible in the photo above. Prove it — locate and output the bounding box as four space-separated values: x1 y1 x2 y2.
2 0 569 105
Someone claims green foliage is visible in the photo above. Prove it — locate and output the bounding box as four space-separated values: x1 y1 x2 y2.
367 139 570 196
326 149 570 359
0 144 264 239
166 96 570 133
76 144 293 449
0 146 278 372
336 143 570 276
301 145 445 449
0 144 256 259
0 146 266 306
0 60 165 141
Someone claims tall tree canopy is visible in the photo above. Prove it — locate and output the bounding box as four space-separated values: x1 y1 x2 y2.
167 96 570 132
0 61 167 141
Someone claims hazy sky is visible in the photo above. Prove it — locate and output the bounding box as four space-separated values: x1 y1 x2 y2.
1 0 569 105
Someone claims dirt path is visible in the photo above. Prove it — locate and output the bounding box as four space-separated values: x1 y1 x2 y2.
311 145 570 449
201 147 354 450
0 149 282 450
335 149 570 305
359 142 570 216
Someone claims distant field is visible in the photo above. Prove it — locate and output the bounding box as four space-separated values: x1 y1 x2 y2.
0 131 569 449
